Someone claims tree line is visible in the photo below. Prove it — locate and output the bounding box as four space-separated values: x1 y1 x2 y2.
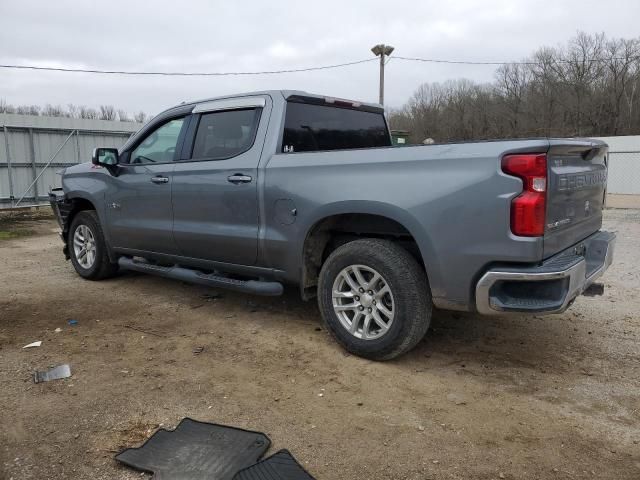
388 32 640 143
0 100 149 123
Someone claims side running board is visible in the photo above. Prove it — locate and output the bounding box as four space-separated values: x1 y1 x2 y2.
118 257 284 296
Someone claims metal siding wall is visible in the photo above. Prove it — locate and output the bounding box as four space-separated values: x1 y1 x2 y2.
34 130 77 164
11 168 34 196
36 167 63 197
607 152 640 194
77 132 130 161
0 118 138 206
0 168 9 197
8 130 31 164
0 128 7 163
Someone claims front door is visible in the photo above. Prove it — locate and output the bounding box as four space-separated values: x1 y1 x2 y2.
107 116 187 254
171 105 265 265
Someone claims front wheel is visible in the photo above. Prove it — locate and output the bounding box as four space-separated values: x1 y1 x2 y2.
68 210 118 280
317 239 432 360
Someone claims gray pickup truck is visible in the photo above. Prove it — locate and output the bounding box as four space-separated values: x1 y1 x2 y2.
50 90 615 360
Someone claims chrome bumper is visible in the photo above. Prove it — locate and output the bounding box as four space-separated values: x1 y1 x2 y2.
475 230 616 315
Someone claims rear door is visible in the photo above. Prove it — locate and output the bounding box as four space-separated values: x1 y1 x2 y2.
106 116 188 254
544 140 608 257
171 96 269 265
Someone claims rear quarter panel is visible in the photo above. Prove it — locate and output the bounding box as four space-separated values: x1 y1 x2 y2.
262 139 551 311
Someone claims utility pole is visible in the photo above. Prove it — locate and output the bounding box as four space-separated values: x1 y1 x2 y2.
371 44 394 105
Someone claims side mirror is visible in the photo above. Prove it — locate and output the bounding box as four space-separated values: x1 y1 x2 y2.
92 147 119 167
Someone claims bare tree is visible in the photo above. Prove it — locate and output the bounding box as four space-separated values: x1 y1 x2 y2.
78 106 99 119
117 109 131 122
389 31 640 143
67 104 80 118
133 111 147 123
41 104 64 117
99 105 116 121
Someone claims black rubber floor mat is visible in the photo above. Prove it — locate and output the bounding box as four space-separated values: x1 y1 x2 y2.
115 418 271 480
233 450 316 480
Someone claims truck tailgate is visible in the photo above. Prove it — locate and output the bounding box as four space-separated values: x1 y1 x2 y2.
544 139 608 258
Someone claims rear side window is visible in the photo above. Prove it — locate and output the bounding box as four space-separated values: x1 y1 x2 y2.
191 108 260 160
282 102 390 153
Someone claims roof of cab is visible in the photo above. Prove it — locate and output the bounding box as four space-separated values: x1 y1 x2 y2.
152 90 384 123
181 90 382 112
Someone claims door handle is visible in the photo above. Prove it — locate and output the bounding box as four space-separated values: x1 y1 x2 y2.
227 173 252 184
150 176 169 184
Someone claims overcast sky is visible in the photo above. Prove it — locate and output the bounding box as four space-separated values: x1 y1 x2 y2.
1 0 639 116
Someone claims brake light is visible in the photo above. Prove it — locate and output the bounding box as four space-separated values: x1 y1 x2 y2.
324 97 361 108
501 153 547 236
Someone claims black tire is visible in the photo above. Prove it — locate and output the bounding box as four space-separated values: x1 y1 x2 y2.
317 239 432 361
68 210 118 280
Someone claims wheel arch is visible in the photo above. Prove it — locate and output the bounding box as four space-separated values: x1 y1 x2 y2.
298 201 439 299
61 194 114 261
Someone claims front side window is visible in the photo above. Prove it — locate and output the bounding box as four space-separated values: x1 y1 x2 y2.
282 102 391 153
130 118 185 164
191 108 260 160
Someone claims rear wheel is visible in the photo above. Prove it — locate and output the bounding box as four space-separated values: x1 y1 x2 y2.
317 239 431 360
68 210 118 280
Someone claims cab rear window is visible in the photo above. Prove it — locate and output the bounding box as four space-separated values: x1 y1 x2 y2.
282 102 391 153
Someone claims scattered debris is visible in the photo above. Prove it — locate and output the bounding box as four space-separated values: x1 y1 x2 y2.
121 324 166 338
446 393 468 405
34 364 71 383
202 292 222 301
68 319 78 326
418 425 425 432
54 327 62 333
193 346 205 355
22 341 42 349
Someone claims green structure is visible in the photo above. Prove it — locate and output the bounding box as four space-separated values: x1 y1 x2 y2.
390 129 410 146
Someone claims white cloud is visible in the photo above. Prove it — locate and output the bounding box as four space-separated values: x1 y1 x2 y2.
267 42 300 59
0 0 638 112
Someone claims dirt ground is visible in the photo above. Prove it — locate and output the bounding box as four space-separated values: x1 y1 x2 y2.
0 209 638 480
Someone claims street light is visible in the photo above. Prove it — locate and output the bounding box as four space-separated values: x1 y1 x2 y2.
371 44 394 105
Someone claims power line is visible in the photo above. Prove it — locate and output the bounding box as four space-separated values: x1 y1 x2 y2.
0 58 376 76
394 55 640 66
1 54 638 78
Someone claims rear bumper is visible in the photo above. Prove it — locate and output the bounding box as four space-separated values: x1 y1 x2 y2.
475 230 615 315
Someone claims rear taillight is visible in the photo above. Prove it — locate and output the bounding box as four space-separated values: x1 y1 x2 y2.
501 153 547 236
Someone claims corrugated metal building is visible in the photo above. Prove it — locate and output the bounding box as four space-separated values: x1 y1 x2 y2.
0 114 141 207
1 114 639 208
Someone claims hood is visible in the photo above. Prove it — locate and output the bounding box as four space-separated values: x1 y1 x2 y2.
62 161 102 175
